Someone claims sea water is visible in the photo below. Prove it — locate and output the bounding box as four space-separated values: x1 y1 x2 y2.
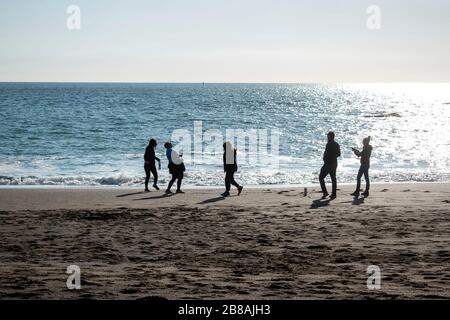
1 82 449 186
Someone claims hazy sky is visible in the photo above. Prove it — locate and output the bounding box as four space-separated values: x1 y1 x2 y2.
1 0 449 82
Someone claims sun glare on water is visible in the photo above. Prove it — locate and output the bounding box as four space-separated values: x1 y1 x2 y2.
345 83 450 103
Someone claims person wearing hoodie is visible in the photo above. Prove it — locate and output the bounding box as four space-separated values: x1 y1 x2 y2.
222 141 243 197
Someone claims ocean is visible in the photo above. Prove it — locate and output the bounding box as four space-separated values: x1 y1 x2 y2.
1 82 449 187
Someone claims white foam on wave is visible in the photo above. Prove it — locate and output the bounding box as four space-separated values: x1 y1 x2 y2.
1 167 449 187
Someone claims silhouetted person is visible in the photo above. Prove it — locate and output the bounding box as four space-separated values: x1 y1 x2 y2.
222 141 243 197
319 131 341 199
351 136 372 197
164 142 185 194
144 138 160 192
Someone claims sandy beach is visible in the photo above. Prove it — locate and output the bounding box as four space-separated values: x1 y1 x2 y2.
0 183 449 299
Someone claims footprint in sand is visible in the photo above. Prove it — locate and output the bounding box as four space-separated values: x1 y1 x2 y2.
381 189 389 192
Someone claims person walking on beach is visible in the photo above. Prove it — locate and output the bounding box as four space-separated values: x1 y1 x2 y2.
319 131 341 199
351 136 372 197
222 141 243 197
144 138 160 192
164 142 185 194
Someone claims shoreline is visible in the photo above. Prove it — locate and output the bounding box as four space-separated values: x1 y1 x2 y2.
0 183 450 211
0 182 450 211
1 180 449 190
0 181 449 212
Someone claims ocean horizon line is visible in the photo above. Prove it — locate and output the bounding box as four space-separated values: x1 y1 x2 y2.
2 81 449 85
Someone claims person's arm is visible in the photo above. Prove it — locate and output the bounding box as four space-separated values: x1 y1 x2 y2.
223 153 226 172
352 148 361 157
359 148 367 158
360 145 371 158
323 144 329 162
144 147 150 163
148 147 159 162
337 144 341 158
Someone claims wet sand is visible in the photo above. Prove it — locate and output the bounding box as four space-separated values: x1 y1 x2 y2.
0 183 449 299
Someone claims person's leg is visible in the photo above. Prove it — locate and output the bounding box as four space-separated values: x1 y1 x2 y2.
167 175 176 192
144 165 150 191
175 171 184 193
222 171 232 196
176 178 183 192
230 171 240 189
330 164 337 197
225 171 232 191
229 171 243 195
319 165 329 195
355 166 363 193
363 166 370 194
150 166 158 186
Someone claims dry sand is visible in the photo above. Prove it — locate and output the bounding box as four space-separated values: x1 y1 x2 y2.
0 183 449 299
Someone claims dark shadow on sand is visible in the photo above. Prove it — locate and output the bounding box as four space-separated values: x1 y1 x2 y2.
341 196 366 205
198 196 225 204
116 191 146 198
310 198 332 209
134 194 173 201
352 197 365 205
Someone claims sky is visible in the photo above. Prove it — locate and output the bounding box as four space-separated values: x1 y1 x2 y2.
0 0 449 82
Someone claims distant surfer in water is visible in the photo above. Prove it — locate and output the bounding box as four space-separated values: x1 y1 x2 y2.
319 131 341 199
164 142 185 194
222 141 243 197
351 136 372 197
144 138 160 192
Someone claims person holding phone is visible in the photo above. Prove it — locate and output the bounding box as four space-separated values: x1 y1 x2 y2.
351 136 373 197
